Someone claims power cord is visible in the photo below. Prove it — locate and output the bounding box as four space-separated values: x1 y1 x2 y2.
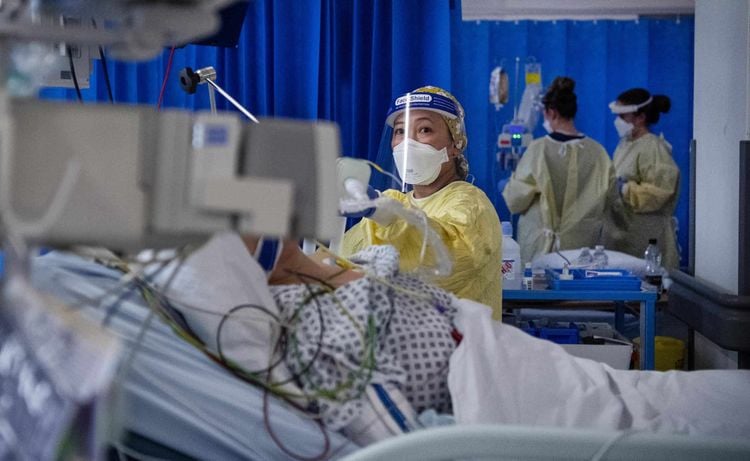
65 45 83 103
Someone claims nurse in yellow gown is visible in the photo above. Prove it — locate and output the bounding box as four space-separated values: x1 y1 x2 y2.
502 77 616 265
340 86 503 317
604 88 680 269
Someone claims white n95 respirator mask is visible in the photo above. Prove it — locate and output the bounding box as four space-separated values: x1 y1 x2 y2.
392 138 449 185
542 119 553 134
614 117 634 138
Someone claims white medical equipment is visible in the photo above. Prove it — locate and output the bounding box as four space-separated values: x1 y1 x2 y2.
337 157 374 203
1 98 341 250
0 1 342 458
323 157 372 253
1 1 335 250
0 0 237 61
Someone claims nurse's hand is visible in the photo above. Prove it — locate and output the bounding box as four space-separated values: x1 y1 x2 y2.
340 186 380 218
367 196 400 226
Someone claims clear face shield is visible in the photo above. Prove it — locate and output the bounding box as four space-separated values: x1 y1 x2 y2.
371 122 405 193
371 89 466 194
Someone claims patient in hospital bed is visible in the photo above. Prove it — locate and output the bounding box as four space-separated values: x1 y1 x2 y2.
150 232 460 445
150 231 750 443
29 230 750 456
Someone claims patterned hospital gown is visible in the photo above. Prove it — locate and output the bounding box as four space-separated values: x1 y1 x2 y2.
269 245 458 430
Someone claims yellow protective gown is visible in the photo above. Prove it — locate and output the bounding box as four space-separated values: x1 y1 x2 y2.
502 135 616 265
341 181 503 318
603 133 680 269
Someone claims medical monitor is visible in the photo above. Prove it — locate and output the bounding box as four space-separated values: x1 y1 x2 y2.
240 118 340 242
4 99 341 250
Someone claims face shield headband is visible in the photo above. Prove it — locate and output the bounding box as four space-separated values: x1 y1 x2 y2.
385 92 460 126
608 96 653 115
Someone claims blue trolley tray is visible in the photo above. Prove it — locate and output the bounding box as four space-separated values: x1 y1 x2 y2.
546 268 641 291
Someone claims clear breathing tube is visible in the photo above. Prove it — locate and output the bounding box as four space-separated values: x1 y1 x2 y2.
339 179 453 280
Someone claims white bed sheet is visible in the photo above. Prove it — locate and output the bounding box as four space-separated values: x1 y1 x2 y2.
30 252 361 460
32 248 750 459
449 299 750 437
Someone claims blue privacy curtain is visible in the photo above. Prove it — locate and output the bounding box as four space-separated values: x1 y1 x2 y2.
453 17 694 266
40 0 459 170
40 6 692 266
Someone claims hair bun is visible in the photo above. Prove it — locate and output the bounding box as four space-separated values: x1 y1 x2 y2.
549 76 575 94
654 95 671 114
558 76 575 92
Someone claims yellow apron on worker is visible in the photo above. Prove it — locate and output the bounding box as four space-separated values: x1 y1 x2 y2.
603 133 680 269
341 181 503 318
502 136 615 265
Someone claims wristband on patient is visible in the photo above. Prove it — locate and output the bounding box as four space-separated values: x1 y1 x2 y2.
342 382 420 446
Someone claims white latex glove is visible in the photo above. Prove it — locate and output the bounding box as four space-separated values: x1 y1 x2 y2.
369 196 401 226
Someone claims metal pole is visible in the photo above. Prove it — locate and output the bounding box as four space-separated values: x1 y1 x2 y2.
207 85 217 114
205 78 259 124
739 140 749 295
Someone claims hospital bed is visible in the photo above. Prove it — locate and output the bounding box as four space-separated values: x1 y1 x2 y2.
341 424 750 461
28 251 361 460
22 249 750 461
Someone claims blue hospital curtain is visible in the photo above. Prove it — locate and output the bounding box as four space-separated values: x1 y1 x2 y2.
40 0 459 170
39 6 692 266
453 17 694 267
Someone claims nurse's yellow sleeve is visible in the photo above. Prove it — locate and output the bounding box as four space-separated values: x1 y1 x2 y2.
342 189 492 272
502 148 540 214
623 141 680 213
340 190 405 259
342 186 502 315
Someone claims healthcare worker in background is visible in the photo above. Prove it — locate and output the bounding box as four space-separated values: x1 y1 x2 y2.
502 76 616 265
604 88 680 269
340 86 502 315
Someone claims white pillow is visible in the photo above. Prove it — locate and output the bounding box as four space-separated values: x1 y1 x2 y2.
150 232 300 396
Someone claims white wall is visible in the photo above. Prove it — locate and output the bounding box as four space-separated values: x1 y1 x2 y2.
693 0 749 294
461 0 695 20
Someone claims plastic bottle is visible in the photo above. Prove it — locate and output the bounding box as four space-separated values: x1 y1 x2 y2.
523 262 534 290
644 238 663 293
575 247 594 267
592 245 609 269
559 263 574 280
501 221 522 290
